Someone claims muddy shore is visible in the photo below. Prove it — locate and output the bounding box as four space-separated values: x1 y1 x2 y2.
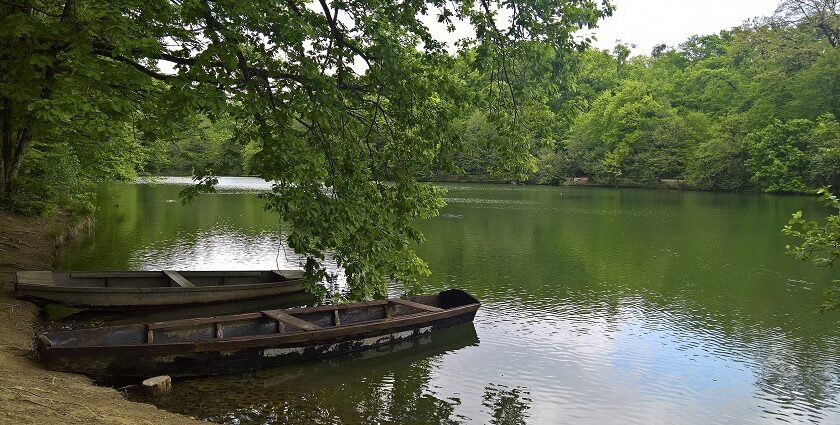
0 210 201 425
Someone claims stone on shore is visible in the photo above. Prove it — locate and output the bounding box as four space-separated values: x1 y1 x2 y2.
142 375 172 396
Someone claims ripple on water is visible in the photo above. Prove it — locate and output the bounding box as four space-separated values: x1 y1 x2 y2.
68 181 840 424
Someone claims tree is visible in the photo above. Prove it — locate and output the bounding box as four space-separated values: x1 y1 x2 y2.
745 119 813 192
808 113 840 187
776 0 840 48
679 31 735 62
684 115 749 191
564 81 703 184
143 113 242 176
789 48 840 119
1 0 613 299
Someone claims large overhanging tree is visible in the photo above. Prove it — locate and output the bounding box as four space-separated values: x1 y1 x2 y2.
1 0 612 299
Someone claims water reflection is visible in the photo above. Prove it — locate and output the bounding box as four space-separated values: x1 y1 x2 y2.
61 179 840 424
143 325 479 424
482 384 532 425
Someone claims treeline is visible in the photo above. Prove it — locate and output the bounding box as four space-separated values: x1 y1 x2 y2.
145 6 840 194
7 1 839 217
447 8 840 191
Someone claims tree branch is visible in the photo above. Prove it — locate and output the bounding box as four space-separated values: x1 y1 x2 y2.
92 49 174 80
317 0 373 64
0 0 63 18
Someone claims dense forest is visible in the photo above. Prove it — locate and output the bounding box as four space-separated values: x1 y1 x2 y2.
6 1 839 218
124 3 840 194
536 13 840 193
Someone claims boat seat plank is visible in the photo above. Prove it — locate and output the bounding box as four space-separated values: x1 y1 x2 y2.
163 270 195 288
274 269 304 280
146 312 263 330
262 310 321 331
389 299 444 312
69 272 158 278
15 271 55 286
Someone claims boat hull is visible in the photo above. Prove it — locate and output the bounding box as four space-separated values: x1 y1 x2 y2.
39 307 478 377
15 270 309 309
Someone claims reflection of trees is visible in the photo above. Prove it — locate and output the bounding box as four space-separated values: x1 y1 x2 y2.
59 183 280 270
749 340 840 422
142 325 479 424
417 184 840 419
481 384 532 425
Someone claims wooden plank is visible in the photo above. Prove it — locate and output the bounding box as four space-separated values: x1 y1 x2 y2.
389 298 444 312
147 312 263 330
163 270 195 288
197 309 463 350
274 269 304 280
286 299 388 315
180 271 263 277
333 310 341 326
69 271 160 278
15 271 56 286
142 297 432 332
262 310 321 331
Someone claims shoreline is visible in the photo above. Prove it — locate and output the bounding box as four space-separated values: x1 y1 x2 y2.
0 209 201 425
140 174 821 197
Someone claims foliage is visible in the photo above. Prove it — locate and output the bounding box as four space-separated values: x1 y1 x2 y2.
564 81 705 184
783 187 840 310
775 0 840 48
808 114 840 187
7 142 91 215
784 188 840 266
745 119 813 193
6 0 840 300
685 137 749 191
1 0 613 300
540 8 840 193
143 114 242 176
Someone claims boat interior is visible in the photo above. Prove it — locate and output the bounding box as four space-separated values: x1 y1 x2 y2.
42 290 479 348
19 270 302 288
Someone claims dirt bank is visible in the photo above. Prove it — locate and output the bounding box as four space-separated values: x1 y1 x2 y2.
0 210 202 425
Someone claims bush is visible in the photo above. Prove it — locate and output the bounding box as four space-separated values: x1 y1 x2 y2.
685 138 749 190
7 143 90 216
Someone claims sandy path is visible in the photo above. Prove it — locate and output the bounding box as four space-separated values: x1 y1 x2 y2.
0 210 202 425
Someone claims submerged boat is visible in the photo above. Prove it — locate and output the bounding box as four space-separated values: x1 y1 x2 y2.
37 289 480 377
15 270 308 309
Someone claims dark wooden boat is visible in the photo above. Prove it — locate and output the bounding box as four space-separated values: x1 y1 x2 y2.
37 289 480 377
15 270 307 309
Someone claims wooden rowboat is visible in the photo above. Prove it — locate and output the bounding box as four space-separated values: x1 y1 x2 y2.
15 270 308 309
37 289 480 377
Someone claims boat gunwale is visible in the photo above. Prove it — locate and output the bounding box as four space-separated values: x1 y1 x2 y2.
15 279 305 293
14 270 303 289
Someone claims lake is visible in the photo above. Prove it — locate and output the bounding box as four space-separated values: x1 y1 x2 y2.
59 177 840 424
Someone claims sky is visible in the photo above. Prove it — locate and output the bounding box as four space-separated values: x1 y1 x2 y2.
587 0 782 55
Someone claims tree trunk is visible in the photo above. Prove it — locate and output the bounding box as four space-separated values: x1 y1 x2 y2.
0 98 10 199
9 129 31 186
0 0 73 202
0 99 32 201
817 23 839 48
141 375 172 396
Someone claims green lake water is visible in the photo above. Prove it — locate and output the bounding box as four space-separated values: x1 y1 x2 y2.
59 177 840 424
